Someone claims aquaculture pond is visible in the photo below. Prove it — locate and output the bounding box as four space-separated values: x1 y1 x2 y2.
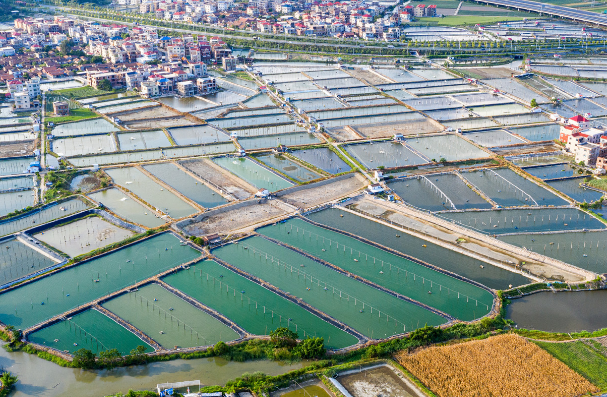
258 219 494 322
336 365 420 397
103 283 239 349
79 92 136 104
440 208 605 235
51 118 118 137
0 175 34 191
213 157 294 192
256 154 321 182
143 162 228 209
157 97 211 113
508 124 561 142
290 148 351 174
232 123 304 137
523 163 576 180
0 238 57 287
52 135 116 157
305 208 530 291
547 177 604 203
0 190 35 217
0 233 200 329
277 383 332 397
442 117 499 131
27 309 153 355
169 125 231 146
88 188 165 228
209 114 292 129
0 197 90 237
163 260 358 349
463 129 526 147
0 157 33 176
406 135 488 162
105 167 198 219
344 141 428 169
34 216 135 257
498 230 607 274
238 133 320 151
469 104 529 118
117 130 171 151
214 237 446 339
506 290 607 333
461 168 567 207
389 174 492 212
69 143 236 167
509 153 571 167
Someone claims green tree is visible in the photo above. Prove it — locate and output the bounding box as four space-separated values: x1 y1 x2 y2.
213 341 229 356
128 345 148 365
0 371 18 390
409 325 444 345
99 348 122 369
530 98 538 107
295 337 325 358
97 79 112 91
269 327 298 348
73 348 96 369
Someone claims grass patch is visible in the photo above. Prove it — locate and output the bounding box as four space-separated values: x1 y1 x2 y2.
535 340 607 390
587 177 607 192
46 108 97 124
51 86 111 100
414 16 526 26
232 71 255 82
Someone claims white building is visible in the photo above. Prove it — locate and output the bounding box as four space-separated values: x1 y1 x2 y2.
25 77 40 98
13 92 31 109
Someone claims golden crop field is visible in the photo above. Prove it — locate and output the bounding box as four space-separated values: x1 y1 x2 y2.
396 334 598 397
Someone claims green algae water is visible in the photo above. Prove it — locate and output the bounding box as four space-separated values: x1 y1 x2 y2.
103 283 239 349
27 309 153 355
212 238 446 340
163 260 358 349
258 218 494 321
0 233 201 329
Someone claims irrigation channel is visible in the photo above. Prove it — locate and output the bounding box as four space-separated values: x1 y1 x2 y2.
506 290 607 333
0 342 307 397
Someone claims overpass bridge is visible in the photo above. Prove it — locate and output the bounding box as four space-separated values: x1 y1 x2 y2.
472 0 607 27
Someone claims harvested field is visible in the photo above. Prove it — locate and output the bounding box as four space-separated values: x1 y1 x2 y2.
396 334 598 397
179 158 256 200
353 119 442 139
115 106 179 121
0 140 36 158
183 199 292 235
124 116 196 130
337 365 423 397
276 173 367 209
347 69 391 85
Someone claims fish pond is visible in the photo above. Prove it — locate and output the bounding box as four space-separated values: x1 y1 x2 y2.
88 188 165 228
547 178 604 203
256 154 322 182
163 260 358 349
0 237 57 286
27 308 153 355
406 134 488 162
51 118 118 137
212 157 294 192
0 233 200 329
345 141 428 169
290 148 351 174
238 133 320 150
508 124 561 142
143 162 228 209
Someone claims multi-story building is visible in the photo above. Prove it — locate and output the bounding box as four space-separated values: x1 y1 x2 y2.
13 92 31 109
140 80 159 98
197 76 217 94
176 80 197 96
25 77 40 98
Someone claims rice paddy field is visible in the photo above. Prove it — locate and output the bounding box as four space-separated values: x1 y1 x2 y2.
0 233 200 329
27 308 153 355
163 260 358 349
397 334 598 397
34 216 135 257
257 219 494 321
102 283 240 349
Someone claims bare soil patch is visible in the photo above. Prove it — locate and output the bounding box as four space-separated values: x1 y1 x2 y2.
116 106 180 121
277 173 367 209
0 140 36 158
348 69 391 85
